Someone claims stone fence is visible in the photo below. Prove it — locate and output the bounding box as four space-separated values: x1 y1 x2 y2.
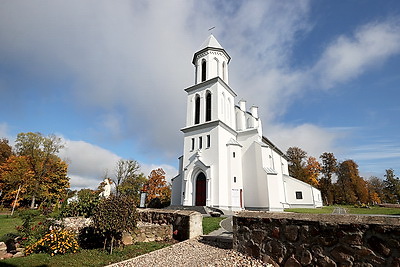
60 209 202 242
233 211 400 266
137 208 203 241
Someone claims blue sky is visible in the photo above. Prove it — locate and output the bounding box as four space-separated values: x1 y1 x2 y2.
1 1 399 189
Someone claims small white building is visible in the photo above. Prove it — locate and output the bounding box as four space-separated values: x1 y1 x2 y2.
171 35 322 211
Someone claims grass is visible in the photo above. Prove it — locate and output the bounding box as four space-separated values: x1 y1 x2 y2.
0 241 173 267
0 214 174 266
285 205 400 215
202 216 225 235
0 215 21 237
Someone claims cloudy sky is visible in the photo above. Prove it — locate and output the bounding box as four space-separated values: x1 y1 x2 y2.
1 1 399 189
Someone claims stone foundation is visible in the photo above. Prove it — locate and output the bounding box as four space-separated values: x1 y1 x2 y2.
234 212 400 266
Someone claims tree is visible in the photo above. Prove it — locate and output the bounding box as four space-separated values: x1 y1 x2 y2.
0 138 13 164
383 169 400 203
92 195 137 254
146 168 171 206
61 188 99 218
286 147 307 182
0 156 34 207
335 160 368 204
14 132 67 208
367 176 386 203
319 152 337 205
304 156 321 187
114 159 146 204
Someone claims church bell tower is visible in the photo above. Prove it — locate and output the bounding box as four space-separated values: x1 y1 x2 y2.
172 34 242 209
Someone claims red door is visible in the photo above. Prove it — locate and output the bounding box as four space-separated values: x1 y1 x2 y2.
195 173 206 206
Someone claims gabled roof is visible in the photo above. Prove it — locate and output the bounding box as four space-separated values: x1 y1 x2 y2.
262 136 288 160
199 34 223 50
226 138 242 147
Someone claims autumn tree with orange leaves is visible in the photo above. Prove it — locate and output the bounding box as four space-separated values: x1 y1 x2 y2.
304 156 321 187
145 168 171 206
0 132 70 209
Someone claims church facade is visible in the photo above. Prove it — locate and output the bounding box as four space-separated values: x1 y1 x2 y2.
171 35 322 211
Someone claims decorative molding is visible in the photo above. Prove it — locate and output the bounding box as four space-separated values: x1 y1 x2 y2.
184 76 237 97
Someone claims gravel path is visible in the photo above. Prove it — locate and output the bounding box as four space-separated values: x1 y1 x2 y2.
107 238 269 267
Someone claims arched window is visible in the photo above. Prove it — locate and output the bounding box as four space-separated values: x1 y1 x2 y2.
195 95 200 124
214 58 219 77
195 64 198 84
201 60 206 82
222 62 226 81
206 92 211 122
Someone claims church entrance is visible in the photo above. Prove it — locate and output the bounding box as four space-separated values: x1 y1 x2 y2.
195 172 206 206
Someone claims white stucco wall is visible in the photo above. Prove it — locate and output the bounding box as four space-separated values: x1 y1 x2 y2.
173 34 323 212
284 175 321 208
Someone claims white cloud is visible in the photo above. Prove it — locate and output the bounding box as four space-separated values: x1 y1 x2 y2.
0 123 11 140
1 1 400 175
59 138 177 190
59 139 120 190
266 123 339 158
313 19 400 89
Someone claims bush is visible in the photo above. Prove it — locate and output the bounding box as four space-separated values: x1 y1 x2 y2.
78 227 104 249
61 189 100 218
17 209 41 239
92 195 137 253
16 209 58 249
25 228 79 256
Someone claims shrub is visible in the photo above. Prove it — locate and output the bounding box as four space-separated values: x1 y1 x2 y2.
17 209 58 249
17 209 41 238
78 227 104 249
61 189 100 218
25 229 79 256
92 195 137 253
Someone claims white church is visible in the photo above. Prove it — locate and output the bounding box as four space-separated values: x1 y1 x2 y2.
171 35 322 212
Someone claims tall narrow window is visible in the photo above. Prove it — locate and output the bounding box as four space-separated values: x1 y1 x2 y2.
195 64 198 83
234 177 237 183
201 60 206 82
199 136 203 149
206 92 211 122
191 138 195 151
195 95 200 124
206 135 210 148
222 62 226 81
214 58 219 77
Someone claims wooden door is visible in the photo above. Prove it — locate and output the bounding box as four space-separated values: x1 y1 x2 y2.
195 173 206 206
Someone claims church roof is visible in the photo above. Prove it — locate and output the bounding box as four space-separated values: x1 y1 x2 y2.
192 34 231 64
262 136 288 160
226 138 242 147
199 34 223 50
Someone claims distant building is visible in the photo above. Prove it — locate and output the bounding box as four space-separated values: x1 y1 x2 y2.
171 35 322 211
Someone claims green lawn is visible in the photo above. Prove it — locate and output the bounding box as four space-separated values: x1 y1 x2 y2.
0 215 21 237
202 216 224 235
285 205 400 215
0 241 172 267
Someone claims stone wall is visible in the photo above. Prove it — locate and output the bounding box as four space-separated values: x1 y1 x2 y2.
132 222 173 243
234 211 400 266
137 209 203 241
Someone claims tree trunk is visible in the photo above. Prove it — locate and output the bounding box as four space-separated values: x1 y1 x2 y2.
30 195 36 209
110 236 114 254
